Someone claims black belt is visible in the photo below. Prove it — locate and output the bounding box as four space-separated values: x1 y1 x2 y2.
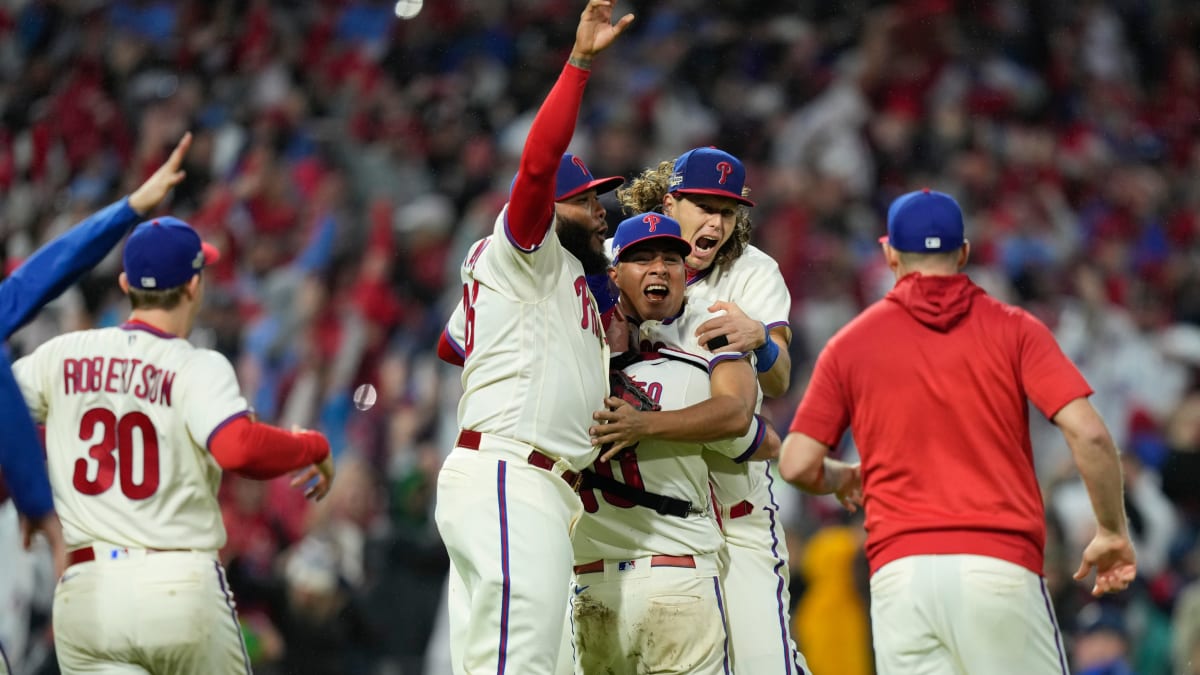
578 469 699 518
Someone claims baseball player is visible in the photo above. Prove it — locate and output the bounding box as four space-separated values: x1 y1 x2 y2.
781 188 1135 674
431 3 634 673
597 147 808 673
569 212 778 674
13 215 336 674
0 134 194 675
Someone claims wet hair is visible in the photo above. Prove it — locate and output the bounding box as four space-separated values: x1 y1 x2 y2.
615 159 753 271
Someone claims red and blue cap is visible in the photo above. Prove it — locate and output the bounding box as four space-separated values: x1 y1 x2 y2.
882 188 965 252
123 216 220 290
668 147 755 206
611 212 692 262
555 153 623 201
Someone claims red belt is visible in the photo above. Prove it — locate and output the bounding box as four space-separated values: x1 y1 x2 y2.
728 500 754 519
457 430 582 490
573 554 696 575
67 546 189 566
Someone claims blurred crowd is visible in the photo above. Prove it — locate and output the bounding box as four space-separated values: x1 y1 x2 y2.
1 0 1198 674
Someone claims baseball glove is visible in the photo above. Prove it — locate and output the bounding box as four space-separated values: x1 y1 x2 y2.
609 368 661 414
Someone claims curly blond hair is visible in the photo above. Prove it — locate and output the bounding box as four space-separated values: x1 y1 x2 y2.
615 159 753 271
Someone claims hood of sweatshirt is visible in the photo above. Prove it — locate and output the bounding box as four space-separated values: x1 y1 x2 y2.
885 272 982 332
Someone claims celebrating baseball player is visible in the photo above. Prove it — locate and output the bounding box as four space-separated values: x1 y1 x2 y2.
601 147 808 673
13 214 336 674
431 2 634 673
568 211 779 674
0 133 195 675
781 188 1136 674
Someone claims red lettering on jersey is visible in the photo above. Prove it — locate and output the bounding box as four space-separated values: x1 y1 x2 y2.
159 370 174 407
104 358 125 393
88 357 104 392
462 280 481 357
141 366 158 403
64 359 80 395
466 238 491 271
581 452 648 513
574 277 602 338
73 408 161 500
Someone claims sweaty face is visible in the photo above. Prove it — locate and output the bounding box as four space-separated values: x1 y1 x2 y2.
666 194 741 271
556 191 609 275
612 243 687 322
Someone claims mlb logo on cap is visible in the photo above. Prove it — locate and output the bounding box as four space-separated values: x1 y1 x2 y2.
883 188 966 253
123 217 220 290
611 212 692 262
668 147 755 206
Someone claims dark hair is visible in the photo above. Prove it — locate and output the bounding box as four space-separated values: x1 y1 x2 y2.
615 159 753 271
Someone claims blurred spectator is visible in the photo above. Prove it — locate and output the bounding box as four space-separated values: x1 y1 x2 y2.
1072 602 1136 675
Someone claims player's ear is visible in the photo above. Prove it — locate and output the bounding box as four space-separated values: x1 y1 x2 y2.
662 193 676 217
118 272 130 294
957 241 971 270
184 274 202 299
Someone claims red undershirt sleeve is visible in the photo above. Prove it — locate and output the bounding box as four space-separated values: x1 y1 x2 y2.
437 330 465 367
505 63 591 250
209 416 330 480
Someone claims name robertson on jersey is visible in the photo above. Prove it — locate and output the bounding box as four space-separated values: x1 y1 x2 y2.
62 357 175 405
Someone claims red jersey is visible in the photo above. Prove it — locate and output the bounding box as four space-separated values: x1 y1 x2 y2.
790 273 1092 575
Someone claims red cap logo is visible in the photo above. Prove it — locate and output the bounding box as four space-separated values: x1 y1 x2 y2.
716 161 733 185
642 214 661 232
572 156 589 176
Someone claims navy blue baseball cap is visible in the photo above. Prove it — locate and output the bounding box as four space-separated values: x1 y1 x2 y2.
668 147 755 206
123 217 220 290
511 154 624 202
555 153 623 201
612 212 692 262
883 188 966 252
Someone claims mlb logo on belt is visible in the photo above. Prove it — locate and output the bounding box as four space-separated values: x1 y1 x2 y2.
617 560 637 572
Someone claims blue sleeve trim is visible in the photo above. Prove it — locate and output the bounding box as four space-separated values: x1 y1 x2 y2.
733 415 768 464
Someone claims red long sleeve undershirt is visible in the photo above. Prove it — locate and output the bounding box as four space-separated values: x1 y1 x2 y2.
210 416 330 480
506 62 591 250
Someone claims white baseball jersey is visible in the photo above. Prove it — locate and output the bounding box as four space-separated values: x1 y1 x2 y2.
449 206 609 469
571 348 769 563
13 323 250 551
684 244 791 507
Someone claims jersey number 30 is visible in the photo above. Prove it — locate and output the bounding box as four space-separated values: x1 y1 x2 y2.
73 408 160 500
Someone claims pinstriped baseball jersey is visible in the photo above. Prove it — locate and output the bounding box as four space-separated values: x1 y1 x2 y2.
13 323 249 551
454 206 610 470
571 348 767 563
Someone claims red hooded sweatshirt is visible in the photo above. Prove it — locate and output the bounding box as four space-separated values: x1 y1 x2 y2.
790 273 1092 575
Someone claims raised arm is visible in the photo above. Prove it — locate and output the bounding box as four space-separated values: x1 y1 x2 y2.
505 1 633 248
0 133 192 339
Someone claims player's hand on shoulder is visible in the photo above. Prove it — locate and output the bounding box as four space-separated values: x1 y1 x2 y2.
128 132 193 215
696 301 761 354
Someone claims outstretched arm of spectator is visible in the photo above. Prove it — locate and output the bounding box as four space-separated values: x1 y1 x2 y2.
0 132 192 339
1054 397 1137 596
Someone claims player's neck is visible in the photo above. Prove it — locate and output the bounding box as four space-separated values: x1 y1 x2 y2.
127 309 190 338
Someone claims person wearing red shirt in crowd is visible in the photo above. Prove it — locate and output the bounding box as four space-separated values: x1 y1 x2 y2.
779 188 1137 675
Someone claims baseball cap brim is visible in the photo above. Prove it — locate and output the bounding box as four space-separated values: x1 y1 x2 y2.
557 175 624 202
674 187 756 207
616 234 693 261
201 242 221 265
